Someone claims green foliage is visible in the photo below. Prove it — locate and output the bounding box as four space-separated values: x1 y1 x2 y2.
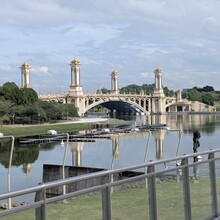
187 89 203 102
38 101 78 122
202 93 215 106
0 145 39 168
97 88 110 94
119 83 174 96
18 88 38 105
194 85 215 92
186 85 219 106
2 82 20 104
0 100 14 116
0 82 79 125
163 86 175 97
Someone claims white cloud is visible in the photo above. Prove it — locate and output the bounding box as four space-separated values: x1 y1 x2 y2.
0 0 220 92
140 72 154 78
31 66 50 75
0 64 13 72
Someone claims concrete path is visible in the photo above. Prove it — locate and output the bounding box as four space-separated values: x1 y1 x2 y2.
54 118 109 125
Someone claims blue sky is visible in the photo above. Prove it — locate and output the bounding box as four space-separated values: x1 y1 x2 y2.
0 0 220 94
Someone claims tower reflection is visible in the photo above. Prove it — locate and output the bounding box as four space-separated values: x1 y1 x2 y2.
70 142 84 167
111 134 120 169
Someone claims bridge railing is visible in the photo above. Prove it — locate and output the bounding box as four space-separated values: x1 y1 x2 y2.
0 149 220 220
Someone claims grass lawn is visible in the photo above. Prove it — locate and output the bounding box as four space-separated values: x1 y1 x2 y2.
2 177 217 220
0 119 128 138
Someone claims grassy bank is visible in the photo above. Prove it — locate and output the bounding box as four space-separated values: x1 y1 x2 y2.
0 118 129 138
2 177 216 220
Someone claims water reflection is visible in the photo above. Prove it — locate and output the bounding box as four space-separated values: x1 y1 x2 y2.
71 142 84 167
0 114 220 201
0 143 39 169
1 114 219 172
126 114 220 134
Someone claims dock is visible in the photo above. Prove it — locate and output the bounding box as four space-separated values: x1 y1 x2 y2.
18 124 170 145
19 134 111 145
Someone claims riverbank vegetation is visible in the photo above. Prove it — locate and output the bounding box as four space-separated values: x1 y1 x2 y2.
1 81 220 127
0 82 78 125
0 118 128 138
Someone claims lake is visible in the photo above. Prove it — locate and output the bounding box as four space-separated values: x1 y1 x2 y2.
1 113 220 203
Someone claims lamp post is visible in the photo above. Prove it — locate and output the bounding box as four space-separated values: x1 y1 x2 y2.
0 135 15 209
38 113 40 124
12 114 15 125
144 130 152 188
54 133 69 198
48 132 69 200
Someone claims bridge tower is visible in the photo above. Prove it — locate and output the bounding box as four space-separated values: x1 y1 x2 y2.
151 67 165 114
20 62 31 88
69 58 83 96
68 58 85 116
111 70 119 94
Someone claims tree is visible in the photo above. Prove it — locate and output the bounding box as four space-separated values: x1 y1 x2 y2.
187 89 203 102
202 93 215 106
18 88 38 105
202 85 214 92
98 88 110 94
2 82 20 104
163 86 175 97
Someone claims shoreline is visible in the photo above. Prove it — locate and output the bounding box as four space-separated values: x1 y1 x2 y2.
0 118 129 138
1 118 109 128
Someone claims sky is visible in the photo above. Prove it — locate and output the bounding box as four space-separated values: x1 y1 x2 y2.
0 0 220 94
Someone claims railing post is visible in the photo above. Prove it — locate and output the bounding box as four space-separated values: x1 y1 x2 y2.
181 157 191 220
208 152 218 217
102 174 112 220
147 164 157 220
35 183 46 220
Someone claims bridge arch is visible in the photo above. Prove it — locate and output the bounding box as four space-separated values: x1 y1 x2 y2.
165 101 191 112
84 99 150 115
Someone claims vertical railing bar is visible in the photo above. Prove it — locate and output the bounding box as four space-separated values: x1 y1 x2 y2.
208 152 218 217
147 164 157 220
35 183 46 220
102 173 112 220
181 157 191 220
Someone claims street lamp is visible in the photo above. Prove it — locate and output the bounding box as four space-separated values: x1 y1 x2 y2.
0 134 15 209
47 132 69 200
61 133 69 198
12 114 15 125
144 130 152 188
38 113 40 124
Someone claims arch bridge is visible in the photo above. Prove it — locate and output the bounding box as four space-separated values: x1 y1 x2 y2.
36 58 216 116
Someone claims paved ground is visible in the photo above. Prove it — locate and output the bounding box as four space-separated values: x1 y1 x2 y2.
54 118 109 125
2 118 109 128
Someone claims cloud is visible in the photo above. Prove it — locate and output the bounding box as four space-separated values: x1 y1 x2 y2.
0 64 13 72
31 66 51 75
140 72 154 79
1 0 220 93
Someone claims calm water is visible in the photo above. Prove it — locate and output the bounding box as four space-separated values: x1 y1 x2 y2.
1 113 220 202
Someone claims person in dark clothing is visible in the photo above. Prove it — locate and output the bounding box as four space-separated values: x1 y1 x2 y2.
193 130 201 162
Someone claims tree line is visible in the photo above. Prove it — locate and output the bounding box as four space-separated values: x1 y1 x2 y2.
97 83 175 97
183 86 220 107
1 82 219 125
97 84 220 107
0 82 78 125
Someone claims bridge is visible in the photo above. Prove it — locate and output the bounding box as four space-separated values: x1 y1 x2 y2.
20 59 216 116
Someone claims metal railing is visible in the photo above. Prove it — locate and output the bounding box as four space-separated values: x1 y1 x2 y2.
0 149 220 220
